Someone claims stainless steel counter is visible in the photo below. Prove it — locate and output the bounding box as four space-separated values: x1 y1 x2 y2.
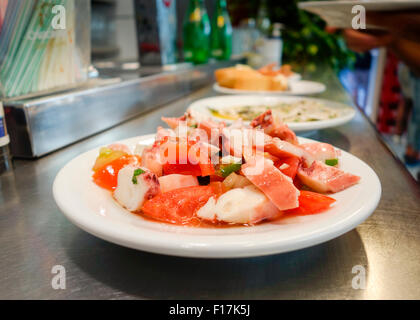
4 60 237 158
1 74 420 299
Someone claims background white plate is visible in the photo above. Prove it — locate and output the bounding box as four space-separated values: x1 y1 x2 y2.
299 0 420 29
188 95 356 132
53 135 381 258
286 72 302 82
213 80 326 96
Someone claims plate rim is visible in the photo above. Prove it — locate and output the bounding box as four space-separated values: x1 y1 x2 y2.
298 1 420 29
213 81 326 96
298 0 420 9
53 135 381 258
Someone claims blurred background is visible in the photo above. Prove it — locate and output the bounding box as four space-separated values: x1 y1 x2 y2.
91 0 355 72
0 0 417 180
89 0 416 179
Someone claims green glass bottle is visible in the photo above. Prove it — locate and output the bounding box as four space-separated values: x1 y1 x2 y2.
183 0 211 64
210 0 232 60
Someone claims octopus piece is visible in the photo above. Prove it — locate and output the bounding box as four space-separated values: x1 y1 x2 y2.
242 157 300 211
300 142 341 165
297 161 360 193
251 110 298 145
114 165 160 212
141 145 163 177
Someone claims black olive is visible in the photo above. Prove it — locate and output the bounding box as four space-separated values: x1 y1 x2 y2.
197 176 211 185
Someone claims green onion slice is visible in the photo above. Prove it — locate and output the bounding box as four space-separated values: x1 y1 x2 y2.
132 168 146 184
220 163 242 178
325 159 338 166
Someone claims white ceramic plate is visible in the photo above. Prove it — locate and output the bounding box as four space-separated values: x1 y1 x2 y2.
213 80 326 96
188 95 356 133
286 72 302 82
53 135 381 258
299 0 420 29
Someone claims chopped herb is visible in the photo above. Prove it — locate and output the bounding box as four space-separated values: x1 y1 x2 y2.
132 168 146 184
325 159 338 166
220 163 242 178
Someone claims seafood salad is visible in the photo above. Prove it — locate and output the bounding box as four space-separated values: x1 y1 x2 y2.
208 100 340 123
91 110 360 227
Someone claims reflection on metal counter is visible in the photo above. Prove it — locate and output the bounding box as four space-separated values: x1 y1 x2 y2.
0 101 11 173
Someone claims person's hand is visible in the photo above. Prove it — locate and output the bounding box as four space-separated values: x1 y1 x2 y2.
326 11 420 53
325 26 393 53
340 29 393 53
325 11 420 74
367 11 420 44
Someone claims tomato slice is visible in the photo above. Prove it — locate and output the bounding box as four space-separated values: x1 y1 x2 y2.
285 191 336 216
199 162 216 176
275 157 300 180
163 163 203 176
162 140 215 177
210 174 225 182
141 186 217 224
92 155 139 191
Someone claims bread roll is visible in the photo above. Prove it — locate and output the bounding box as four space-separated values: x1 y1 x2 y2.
233 69 271 91
215 64 289 92
270 74 288 91
214 65 254 88
215 67 237 88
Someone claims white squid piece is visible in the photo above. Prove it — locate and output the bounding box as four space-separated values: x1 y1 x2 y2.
196 185 281 225
114 165 160 212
